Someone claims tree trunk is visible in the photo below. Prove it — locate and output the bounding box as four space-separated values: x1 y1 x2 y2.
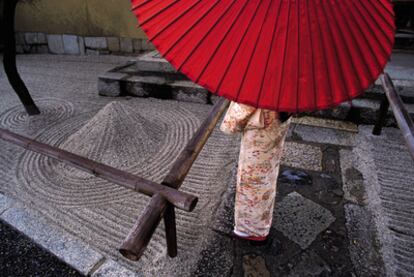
2 0 40 115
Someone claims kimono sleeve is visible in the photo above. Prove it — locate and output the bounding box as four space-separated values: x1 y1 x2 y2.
220 102 257 134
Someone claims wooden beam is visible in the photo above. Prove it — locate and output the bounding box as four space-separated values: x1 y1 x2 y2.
0 127 198 212
119 98 230 261
120 193 165 261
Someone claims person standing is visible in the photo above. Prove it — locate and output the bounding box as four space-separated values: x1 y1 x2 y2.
221 101 291 241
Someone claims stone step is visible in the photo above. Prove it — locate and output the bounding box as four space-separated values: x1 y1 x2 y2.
98 51 414 125
98 60 210 104
133 51 177 73
310 98 414 126
368 81 414 104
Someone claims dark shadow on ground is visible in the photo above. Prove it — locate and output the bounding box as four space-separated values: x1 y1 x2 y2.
0 219 84 277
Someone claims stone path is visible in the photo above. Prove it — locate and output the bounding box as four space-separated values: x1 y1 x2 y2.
199 119 414 277
199 120 364 277
1 54 413 277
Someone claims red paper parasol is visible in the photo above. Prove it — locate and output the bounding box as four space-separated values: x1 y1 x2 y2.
131 0 396 112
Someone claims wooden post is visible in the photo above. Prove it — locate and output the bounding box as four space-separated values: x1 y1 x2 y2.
120 98 230 261
2 0 40 115
373 93 390 136
119 194 166 261
380 74 414 159
0 127 198 212
163 204 178 257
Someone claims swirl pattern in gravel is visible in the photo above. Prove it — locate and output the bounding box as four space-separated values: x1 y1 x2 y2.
0 98 239 276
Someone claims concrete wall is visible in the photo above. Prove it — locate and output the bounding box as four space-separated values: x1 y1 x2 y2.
15 0 146 39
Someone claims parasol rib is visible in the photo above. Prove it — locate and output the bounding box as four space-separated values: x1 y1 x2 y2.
344 0 382 74
215 1 262 97
140 0 179 26
275 0 292 110
149 0 203 42
256 0 284 106
195 0 250 83
321 1 351 101
163 0 221 57
177 0 238 71
236 0 273 104
352 1 390 58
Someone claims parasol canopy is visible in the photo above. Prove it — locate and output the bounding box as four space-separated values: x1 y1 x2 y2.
131 0 396 112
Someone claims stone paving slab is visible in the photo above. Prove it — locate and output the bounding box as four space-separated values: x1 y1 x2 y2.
242 254 271 277
290 124 357 147
134 51 176 73
385 52 414 83
0 219 84 277
92 260 143 277
344 204 386 277
292 116 358 132
285 250 331 277
0 199 105 276
274 192 335 249
339 150 367 205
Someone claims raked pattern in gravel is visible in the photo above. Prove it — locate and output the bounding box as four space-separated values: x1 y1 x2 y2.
0 98 239 276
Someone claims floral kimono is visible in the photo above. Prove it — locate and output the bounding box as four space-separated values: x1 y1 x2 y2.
220 101 291 237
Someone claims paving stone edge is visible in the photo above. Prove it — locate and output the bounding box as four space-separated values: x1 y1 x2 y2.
351 128 396 277
0 194 142 277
